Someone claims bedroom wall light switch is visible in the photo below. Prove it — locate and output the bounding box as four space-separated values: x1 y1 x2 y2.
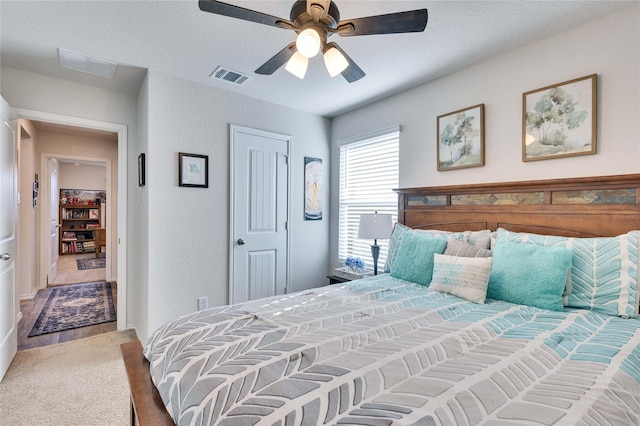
198 297 208 311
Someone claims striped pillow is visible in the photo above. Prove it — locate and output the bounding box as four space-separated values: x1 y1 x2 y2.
445 237 492 258
496 228 639 318
430 254 493 304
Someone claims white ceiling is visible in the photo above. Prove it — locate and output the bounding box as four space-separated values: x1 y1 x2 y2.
1 1 635 118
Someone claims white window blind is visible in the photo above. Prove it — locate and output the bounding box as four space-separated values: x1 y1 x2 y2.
338 128 399 270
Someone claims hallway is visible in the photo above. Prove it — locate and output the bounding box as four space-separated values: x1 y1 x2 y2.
49 252 106 286
17 253 114 351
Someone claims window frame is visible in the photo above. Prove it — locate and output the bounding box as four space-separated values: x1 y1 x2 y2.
338 126 400 271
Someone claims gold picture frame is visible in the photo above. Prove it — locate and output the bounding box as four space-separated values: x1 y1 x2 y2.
523 74 597 162
437 104 485 171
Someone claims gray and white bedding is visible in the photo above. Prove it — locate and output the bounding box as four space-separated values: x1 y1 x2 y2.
144 274 640 425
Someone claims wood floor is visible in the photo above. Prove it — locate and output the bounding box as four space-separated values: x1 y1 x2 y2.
18 253 116 351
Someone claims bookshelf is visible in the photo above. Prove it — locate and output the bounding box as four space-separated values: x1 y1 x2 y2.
59 204 102 255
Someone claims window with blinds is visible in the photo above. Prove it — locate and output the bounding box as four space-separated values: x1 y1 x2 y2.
338 127 399 270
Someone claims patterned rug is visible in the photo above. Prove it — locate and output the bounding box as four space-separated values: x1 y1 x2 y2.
76 257 105 270
28 281 116 337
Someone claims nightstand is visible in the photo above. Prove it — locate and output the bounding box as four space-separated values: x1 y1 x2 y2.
327 275 351 285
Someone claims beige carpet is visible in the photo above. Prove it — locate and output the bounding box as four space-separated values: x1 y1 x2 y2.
0 330 137 426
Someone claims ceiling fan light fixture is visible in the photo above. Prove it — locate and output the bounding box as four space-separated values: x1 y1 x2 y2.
285 51 308 79
295 28 321 58
323 46 348 77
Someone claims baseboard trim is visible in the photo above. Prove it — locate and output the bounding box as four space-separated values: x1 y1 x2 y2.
19 287 39 302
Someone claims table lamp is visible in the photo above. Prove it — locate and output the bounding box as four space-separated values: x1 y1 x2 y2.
358 212 393 275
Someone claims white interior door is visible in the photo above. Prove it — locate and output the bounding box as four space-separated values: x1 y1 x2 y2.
49 159 58 282
230 125 289 304
0 97 18 381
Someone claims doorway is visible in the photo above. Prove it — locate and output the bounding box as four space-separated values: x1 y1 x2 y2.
13 109 127 350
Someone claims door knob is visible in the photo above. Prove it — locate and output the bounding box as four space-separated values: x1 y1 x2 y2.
237 238 245 245
0 253 10 261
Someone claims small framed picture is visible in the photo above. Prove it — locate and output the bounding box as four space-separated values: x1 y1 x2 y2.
523 74 597 161
138 153 145 187
179 152 209 188
32 178 38 207
437 104 485 171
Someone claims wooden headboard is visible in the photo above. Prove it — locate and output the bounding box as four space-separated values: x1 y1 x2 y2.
395 174 640 237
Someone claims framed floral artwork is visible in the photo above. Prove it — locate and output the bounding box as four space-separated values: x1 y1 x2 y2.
523 74 597 161
437 104 485 171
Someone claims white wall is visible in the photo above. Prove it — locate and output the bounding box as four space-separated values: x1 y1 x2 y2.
58 163 107 190
16 120 38 300
330 5 640 269
132 74 150 341
145 71 330 336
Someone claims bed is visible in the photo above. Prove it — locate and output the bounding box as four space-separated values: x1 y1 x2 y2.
122 174 640 425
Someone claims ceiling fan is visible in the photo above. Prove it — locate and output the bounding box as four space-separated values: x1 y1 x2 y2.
198 0 428 83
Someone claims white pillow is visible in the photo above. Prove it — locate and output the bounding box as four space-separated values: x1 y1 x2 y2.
430 254 493 304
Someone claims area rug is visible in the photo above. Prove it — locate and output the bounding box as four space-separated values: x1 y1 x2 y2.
28 281 116 337
76 257 105 270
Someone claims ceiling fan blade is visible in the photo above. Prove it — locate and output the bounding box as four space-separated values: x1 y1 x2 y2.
255 43 297 75
337 9 428 36
327 43 365 83
199 0 293 29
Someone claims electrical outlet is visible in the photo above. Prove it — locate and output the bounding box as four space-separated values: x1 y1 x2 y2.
197 297 208 311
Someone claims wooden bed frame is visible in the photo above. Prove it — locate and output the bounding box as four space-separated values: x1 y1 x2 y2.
121 173 640 425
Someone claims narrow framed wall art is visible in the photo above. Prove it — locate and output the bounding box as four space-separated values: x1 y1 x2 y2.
304 157 322 220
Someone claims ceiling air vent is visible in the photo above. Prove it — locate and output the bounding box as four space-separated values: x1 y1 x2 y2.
210 66 250 85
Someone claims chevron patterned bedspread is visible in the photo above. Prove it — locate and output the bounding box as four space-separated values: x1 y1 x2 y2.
144 274 640 425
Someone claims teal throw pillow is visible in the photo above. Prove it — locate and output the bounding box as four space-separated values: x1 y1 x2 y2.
390 231 447 286
488 241 572 311
496 228 639 318
384 223 461 273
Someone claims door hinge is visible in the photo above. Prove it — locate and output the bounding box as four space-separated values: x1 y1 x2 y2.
284 221 288 230
283 154 288 165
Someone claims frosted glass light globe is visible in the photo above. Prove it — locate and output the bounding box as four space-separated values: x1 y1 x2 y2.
296 28 321 58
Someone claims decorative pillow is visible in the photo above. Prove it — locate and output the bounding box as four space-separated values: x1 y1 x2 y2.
384 223 461 273
488 241 573 312
430 254 493 304
497 228 639 318
461 230 493 250
445 237 492 258
390 231 447 286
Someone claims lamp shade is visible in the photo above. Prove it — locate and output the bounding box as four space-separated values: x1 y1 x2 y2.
358 213 393 240
323 47 348 77
296 28 321 58
285 52 308 79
